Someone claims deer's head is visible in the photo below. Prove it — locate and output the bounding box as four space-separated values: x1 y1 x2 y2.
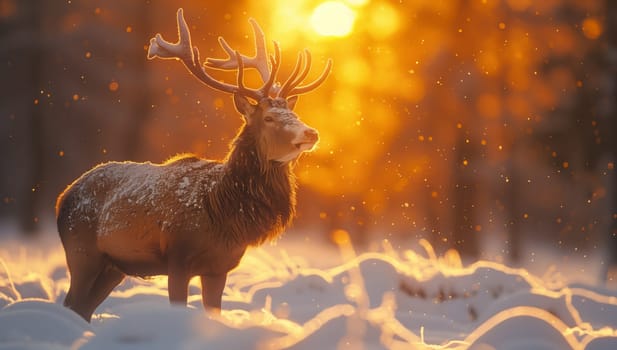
147 9 331 164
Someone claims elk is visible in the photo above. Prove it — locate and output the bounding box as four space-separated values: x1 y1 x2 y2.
56 8 332 322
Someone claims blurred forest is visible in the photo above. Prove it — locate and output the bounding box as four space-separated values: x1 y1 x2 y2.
0 0 615 268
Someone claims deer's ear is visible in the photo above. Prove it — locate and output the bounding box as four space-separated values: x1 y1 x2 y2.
286 96 298 110
233 94 256 117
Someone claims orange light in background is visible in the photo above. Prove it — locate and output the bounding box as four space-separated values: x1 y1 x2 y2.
507 94 531 120
402 75 426 103
0 0 16 19
477 93 501 119
331 229 351 245
310 1 356 37
477 50 501 75
367 2 400 39
108 81 119 92
339 56 370 86
506 0 531 12
345 0 369 5
582 17 602 40
546 25 577 55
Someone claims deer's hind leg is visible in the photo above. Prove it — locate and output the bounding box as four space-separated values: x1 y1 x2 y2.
63 249 108 322
60 221 115 322
79 262 125 321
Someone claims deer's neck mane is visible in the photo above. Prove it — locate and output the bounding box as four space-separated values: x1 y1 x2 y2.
208 124 296 246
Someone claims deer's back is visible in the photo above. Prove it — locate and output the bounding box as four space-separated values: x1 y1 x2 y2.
57 156 224 268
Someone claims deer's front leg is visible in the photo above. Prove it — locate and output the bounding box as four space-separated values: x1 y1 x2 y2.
168 261 190 306
201 274 227 313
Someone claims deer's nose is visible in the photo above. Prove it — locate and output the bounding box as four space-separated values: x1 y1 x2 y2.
304 128 319 143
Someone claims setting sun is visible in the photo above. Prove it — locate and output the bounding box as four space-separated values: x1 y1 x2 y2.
310 1 356 37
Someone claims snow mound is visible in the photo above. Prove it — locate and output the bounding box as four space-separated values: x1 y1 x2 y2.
1 235 617 349
0 299 90 349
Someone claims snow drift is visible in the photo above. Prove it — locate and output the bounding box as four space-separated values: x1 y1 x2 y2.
1 231 616 350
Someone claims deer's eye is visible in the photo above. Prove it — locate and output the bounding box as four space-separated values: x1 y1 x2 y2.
264 116 274 123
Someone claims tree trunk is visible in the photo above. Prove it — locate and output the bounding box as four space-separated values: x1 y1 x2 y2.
602 0 617 278
19 0 45 234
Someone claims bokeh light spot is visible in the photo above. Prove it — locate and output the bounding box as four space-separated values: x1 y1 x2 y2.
310 1 356 37
367 2 400 39
582 18 602 40
331 229 351 245
108 81 119 92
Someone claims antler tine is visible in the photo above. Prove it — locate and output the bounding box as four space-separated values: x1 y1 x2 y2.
235 49 272 101
260 41 281 97
278 52 305 98
204 36 236 68
286 58 333 97
235 50 246 90
285 49 312 95
148 8 261 101
205 18 272 88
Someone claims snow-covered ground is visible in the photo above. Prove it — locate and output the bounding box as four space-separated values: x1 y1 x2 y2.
1 225 617 350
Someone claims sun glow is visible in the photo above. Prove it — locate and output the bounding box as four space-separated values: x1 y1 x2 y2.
310 1 356 37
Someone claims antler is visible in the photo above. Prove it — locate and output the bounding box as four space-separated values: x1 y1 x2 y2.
147 8 264 101
205 19 281 97
279 50 333 99
208 20 333 99
148 8 332 101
